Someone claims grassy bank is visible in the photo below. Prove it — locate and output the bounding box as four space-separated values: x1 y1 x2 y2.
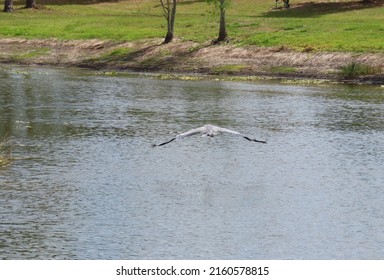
1 0 383 52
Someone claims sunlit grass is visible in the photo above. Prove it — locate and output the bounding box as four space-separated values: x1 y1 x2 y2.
0 0 383 51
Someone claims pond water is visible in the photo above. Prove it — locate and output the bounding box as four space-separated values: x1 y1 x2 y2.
0 66 383 259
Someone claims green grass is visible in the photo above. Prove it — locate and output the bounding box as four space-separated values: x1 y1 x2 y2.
341 61 382 78
13 47 50 60
0 0 383 52
269 66 297 74
211 64 248 74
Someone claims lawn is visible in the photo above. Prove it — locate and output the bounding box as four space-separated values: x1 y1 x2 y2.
0 0 383 52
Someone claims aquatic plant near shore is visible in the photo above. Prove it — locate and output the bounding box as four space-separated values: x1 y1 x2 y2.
0 137 12 167
341 62 382 78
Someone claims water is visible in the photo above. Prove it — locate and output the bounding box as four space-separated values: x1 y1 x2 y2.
0 66 383 259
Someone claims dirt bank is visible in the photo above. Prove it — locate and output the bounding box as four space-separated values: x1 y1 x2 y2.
1 38 383 84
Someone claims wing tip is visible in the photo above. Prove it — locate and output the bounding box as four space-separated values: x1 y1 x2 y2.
243 136 267 144
153 137 176 147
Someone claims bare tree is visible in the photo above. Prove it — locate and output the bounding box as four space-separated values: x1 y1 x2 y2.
3 0 14 12
160 0 177 44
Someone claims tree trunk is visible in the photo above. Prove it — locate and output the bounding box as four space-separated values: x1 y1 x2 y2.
215 0 228 44
162 0 176 44
163 30 173 44
3 0 14 12
25 0 36 8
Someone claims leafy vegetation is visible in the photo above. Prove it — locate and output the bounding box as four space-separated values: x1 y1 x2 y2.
0 0 383 52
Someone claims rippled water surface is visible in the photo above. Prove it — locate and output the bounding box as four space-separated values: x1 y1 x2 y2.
1 67 383 259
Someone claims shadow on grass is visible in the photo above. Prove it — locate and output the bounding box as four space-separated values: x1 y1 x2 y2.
153 0 206 9
263 0 384 18
174 0 206 5
82 42 207 72
37 0 120 5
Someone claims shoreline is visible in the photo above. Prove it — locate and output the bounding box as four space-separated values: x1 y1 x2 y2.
1 38 383 85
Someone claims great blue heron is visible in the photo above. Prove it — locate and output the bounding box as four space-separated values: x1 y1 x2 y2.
153 124 266 147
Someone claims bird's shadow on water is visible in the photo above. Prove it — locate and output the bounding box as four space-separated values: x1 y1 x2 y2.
262 0 384 18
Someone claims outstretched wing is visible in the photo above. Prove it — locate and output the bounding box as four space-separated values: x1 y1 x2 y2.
217 127 242 136
152 137 176 147
242 136 267 144
153 126 204 147
218 126 267 144
176 127 204 139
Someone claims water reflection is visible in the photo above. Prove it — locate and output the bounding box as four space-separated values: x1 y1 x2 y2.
1 66 383 259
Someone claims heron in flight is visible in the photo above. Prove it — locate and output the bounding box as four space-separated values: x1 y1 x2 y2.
153 124 266 146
